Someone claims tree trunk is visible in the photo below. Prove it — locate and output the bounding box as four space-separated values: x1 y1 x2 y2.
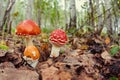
89 0 95 28
4 13 10 33
25 0 33 20
112 0 119 34
104 0 113 35
8 20 12 34
34 0 42 28
68 0 76 32
37 9 41 27
0 1 4 26
64 0 69 30
0 0 15 34
95 0 103 35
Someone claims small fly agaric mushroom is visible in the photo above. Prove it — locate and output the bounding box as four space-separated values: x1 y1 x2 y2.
49 29 68 57
16 20 41 67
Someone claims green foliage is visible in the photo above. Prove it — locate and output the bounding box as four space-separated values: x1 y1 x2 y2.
110 46 120 56
117 0 120 7
60 49 65 54
66 27 76 36
13 0 26 23
109 77 118 80
0 44 9 50
82 25 94 33
100 27 108 37
12 11 19 17
42 27 55 33
34 0 65 28
102 2 106 19
11 28 16 33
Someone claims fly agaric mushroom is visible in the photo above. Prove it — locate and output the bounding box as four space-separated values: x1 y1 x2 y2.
16 20 41 67
49 29 68 57
16 20 41 46
23 45 40 68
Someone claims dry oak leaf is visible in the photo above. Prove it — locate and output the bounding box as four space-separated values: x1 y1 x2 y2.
101 50 112 60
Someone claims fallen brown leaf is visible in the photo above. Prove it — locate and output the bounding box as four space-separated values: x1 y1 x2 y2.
101 50 112 60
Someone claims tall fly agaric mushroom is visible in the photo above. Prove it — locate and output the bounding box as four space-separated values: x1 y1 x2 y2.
16 20 41 46
49 29 68 57
16 20 41 67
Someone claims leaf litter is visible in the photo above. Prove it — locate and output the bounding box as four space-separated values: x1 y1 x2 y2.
0 35 120 80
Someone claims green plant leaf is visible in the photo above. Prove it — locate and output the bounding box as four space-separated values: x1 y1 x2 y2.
110 46 120 56
109 77 118 80
0 44 9 50
42 27 55 33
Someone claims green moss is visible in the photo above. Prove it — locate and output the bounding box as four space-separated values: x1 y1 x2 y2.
0 44 9 50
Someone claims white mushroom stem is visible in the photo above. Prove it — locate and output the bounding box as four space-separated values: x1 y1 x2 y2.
30 59 39 68
23 56 38 68
25 36 33 47
50 44 61 57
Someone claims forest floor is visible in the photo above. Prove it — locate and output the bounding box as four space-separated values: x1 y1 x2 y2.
0 34 120 80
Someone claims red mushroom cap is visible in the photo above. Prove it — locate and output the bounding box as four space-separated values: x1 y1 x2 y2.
16 20 41 35
49 29 67 46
